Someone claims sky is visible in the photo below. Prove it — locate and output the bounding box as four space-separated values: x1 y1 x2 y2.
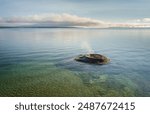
0 0 150 28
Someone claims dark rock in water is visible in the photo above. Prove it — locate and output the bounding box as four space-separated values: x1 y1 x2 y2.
75 54 110 65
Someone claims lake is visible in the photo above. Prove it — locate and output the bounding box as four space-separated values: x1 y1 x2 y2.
0 28 150 96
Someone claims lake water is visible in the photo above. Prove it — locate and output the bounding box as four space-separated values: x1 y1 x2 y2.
0 28 150 96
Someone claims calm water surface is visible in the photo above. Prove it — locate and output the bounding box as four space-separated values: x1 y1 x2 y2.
0 28 150 96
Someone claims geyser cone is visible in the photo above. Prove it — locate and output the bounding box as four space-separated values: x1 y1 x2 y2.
75 54 110 65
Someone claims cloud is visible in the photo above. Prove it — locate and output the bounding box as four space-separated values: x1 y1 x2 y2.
131 18 150 23
0 13 150 28
142 18 150 23
0 13 108 28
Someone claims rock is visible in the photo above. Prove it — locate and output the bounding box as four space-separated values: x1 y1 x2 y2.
75 54 110 65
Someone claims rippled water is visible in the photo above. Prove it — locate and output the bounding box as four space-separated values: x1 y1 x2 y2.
0 28 150 96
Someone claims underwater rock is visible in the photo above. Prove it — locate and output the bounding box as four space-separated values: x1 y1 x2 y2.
75 54 110 65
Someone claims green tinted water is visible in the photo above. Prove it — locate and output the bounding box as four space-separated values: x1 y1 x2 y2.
0 28 150 96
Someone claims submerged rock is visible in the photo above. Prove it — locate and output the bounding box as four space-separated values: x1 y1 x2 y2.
75 54 110 65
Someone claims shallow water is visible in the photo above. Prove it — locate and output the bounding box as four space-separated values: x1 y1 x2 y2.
0 28 150 96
